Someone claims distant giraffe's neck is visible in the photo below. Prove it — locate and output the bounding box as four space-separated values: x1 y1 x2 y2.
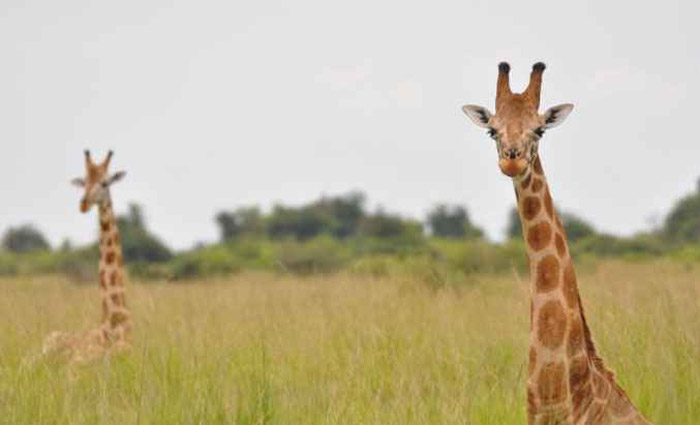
97 199 131 347
514 157 646 424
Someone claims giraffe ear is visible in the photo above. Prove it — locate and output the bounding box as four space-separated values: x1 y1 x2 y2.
461 105 493 128
108 171 127 185
543 104 574 129
71 177 85 188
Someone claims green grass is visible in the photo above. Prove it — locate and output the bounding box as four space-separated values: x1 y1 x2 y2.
0 261 698 424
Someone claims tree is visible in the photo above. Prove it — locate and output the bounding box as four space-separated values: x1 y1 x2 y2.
1 224 50 253
266 205 331 241
663 181 700 244
358 210 423 239
313 191 366 238
560 213 596 243
216 207 265 241
427 204 483 239
117 204 172 263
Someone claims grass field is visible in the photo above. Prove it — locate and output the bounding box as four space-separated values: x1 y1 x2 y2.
1 260 699 424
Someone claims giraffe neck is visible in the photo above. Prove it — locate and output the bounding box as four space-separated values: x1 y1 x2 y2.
97 199 131 346
514 157 646 424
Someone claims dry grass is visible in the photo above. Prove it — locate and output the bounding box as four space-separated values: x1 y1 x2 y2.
0 260 698 424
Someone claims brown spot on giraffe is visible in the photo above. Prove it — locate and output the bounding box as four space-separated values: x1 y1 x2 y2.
99 270 106 289
529 347 537 374
527 386 537 416
567 315 585 357
571 382 594 422
521 173 532 190
109 311 129 327
110 270 119 286
537 361 566 404
569 355 590 392
527 221 552 251
522 196 542 221
537 300 567 349
101 299 109 321
533 156 544 175
555 233 566 258
535 255 560 293
531 178 544 193
562 262 578 309
100 220 110 232
105 251 115 265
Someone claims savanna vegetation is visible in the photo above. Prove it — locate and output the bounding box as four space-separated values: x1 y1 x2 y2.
3 178 700 283
1 181 700 423
1 261 698 424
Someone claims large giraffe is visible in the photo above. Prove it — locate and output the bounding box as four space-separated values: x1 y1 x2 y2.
461 63 651 424
43 150 131 363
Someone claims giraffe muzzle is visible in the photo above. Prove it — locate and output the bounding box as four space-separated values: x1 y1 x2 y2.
80 198 90 213
499 158 528 178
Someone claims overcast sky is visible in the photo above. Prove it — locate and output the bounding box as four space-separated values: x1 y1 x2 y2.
1 0 699 249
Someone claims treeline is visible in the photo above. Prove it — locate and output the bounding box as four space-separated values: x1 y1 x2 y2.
3 180 700 282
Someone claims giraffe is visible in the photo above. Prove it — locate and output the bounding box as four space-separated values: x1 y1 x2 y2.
461 63 651 424
42 150 131 363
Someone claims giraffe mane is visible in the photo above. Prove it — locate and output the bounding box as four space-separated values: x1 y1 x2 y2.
576 291 634 401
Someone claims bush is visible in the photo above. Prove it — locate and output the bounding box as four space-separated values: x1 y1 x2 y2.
170 246 241 281
573 234 666 258
1 225 50 253
273 236 350 275
427 204 483 239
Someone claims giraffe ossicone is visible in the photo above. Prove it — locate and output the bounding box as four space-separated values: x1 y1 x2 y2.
42 150 131 363
461 63 651 424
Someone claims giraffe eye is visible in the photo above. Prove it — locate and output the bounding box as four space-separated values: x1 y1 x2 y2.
101 181 109 188
487 128 498 139
534 127 545 138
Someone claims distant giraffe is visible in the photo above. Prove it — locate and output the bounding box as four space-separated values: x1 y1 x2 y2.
461 63 651 424
43 150 131 363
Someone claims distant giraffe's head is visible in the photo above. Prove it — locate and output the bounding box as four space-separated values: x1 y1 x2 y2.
462 62 573 178
71 150 126 213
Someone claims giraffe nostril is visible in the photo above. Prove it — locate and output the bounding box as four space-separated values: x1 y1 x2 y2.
508 149 518 160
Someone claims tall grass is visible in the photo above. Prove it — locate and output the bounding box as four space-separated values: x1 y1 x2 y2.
0 261 698 424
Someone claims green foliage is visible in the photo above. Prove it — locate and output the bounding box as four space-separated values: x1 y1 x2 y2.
663 186 700 244
427 204 483 239
1 224 50 253
560 213 596 243
358 210 423 239
573 233 666 258
431 239 528 275
170 246 241 281
266 205 332 241
216 207 265 241
117 204 172 263
273 236 350 275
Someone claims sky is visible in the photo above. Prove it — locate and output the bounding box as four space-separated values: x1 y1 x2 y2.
1 0 699 250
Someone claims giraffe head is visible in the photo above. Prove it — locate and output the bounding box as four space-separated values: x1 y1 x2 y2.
71 150 126 213
461 62 573 178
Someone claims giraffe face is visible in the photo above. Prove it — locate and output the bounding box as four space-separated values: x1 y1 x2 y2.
71 150 126 213
461 62 573 178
